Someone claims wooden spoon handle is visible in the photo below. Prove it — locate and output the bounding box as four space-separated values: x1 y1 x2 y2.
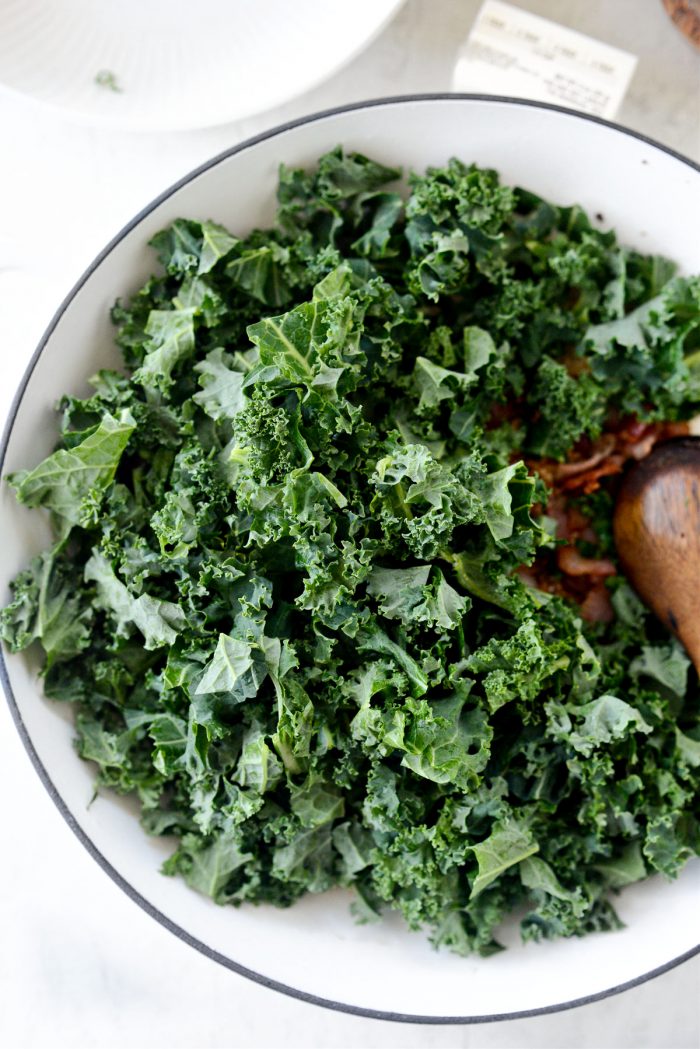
613 438 700 674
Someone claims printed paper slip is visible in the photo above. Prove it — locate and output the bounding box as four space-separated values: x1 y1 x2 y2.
453 0 638 120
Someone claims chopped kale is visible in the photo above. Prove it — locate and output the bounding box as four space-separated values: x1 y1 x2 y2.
2 150 699 956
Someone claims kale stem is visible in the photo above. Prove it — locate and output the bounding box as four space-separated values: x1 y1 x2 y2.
393 482 414 519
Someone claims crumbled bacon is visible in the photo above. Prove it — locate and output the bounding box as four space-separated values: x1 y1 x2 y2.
522 416 691 622
625 431 658 460
579 583 615 623
531 420 691 497
616 418 647 441
558 458 623 494
556 547 617 577
549 436 617 481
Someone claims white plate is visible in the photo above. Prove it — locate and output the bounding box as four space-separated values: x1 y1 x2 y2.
0 0 404 131
1 97 699 1022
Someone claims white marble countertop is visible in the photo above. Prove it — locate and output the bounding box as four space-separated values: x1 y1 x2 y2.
1 2 699 1046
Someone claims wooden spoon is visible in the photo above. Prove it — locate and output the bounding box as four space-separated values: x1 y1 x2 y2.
613 437 700 673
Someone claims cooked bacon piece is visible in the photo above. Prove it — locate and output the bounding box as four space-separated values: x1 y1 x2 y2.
532 420 692 496
557 546 617 577
515 566 539 590
566 506 590 532
516 563 567 598
615 418 648 442
579 583 615 623
559 457 624 494
546 492 569 537
549 435 617 480
658 420 691 439
624 432 658 460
